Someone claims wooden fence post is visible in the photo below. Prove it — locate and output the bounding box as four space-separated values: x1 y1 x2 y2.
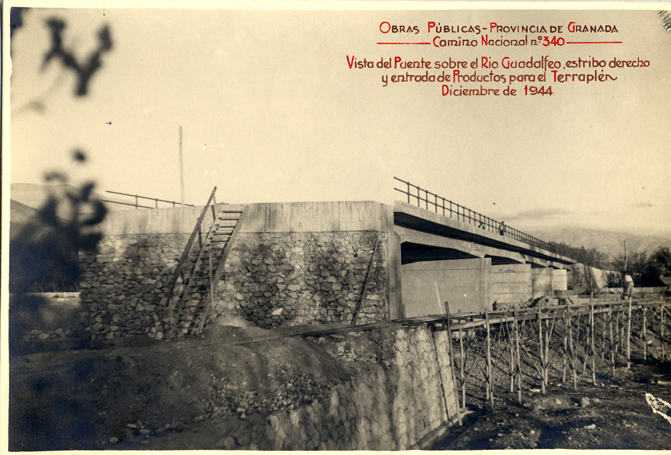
601 307 606 360
485 307 493 407
662 301 666 360
616 310 621 355
508 319 515 393
590 303 596 385
514 305 522 405
538 305 546 394
627 296 632 369
609 304 615 376
579 314 587 375
568 311 577 390
621 307 626 356
443 300 462 426
562 312 568 384
459 326 465 410
643 306 647 361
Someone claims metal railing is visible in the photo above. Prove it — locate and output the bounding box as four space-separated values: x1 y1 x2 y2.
394 177 559 255
102 190 194 209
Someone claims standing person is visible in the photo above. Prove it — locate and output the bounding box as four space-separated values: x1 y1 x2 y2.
622 271 634 300
499 221 507 236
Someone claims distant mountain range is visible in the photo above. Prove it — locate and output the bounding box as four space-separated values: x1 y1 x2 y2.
527 225 671 260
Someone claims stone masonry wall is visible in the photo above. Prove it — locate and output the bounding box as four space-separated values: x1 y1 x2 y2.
215 231 388 328
223 324 459 450
78 230 389 339
79 234 189 340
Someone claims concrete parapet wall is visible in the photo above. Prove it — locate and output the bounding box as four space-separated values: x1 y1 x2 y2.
242 202 389 233
232 324 458 450
97 206 204 235
97 201 388 236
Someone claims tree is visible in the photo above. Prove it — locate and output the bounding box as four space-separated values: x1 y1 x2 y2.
642 247 671 286
9 10 113 350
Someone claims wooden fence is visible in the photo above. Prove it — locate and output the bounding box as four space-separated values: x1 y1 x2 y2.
442 294 669 410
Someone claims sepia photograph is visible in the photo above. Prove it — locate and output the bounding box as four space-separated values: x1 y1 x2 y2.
3 1 671 450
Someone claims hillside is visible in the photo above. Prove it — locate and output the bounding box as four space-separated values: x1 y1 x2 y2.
10 199 39 224
9 200 41 240
527 225 671 260
10 183 130 214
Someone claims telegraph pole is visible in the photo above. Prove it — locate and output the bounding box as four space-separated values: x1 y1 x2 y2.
179 126 184 207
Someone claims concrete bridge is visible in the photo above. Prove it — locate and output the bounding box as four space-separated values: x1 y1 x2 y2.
86 199 575 332
391 201 575 318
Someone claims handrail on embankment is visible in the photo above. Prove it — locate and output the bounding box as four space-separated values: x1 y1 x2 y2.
102 190 195 209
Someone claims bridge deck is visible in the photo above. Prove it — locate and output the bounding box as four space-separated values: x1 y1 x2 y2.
394 201 575 268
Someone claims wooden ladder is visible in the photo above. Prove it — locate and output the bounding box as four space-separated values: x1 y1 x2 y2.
164 188 247 338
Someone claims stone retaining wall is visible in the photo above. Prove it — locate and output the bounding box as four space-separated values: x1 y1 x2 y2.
216 231 388 328
226 324 458 450
78 230 389 339
79 234 189 340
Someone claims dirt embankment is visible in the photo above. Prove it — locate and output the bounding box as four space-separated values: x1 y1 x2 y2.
9 318 393 450
10 303 671 450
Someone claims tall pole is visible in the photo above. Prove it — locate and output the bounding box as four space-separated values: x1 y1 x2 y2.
179 126 185 207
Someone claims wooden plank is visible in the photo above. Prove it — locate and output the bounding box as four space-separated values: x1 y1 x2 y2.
610 304 615 376
444 299 462 426
591 303 596 385
459 327 466 409
643 306 648 361
514 305 522 405
537 305 545 394
485 307 493 407
351 239 378 325
196 249 215 335
627 296 632 369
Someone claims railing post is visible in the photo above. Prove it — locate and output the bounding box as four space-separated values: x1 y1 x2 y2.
135 195 139 209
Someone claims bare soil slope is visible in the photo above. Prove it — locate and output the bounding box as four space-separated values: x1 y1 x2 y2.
9 321 366 450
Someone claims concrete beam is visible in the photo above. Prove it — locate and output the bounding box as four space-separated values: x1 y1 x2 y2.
394 201 575 265
395 226 526 264
521 254 571 270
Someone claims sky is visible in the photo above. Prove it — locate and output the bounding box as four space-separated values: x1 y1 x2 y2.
6 3 671 237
